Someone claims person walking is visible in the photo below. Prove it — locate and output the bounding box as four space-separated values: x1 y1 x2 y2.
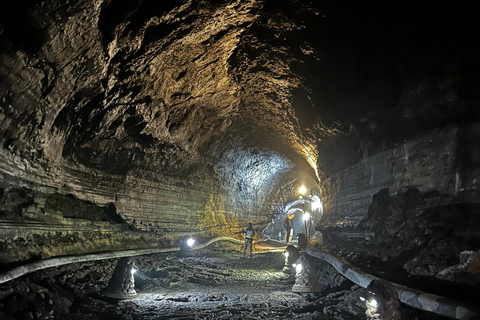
242 222 256 258
284 214 294 244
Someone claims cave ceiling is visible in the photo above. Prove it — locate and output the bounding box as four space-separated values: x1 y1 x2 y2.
1 0 322 178
0 0 479 220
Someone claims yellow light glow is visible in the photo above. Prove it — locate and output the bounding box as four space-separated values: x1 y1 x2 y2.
299 186 307 195
301 143 320 181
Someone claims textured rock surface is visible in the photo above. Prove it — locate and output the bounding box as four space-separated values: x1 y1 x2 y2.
1 0 480 304
0 245 441 319
0 0 323 263
318 123 480 297
320 125 460 228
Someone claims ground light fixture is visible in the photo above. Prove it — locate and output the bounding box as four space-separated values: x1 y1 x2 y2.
294 263 303 273
283 245 299 273
179 236 196 257
361 296 380 319
103 257 137 299
292 254 322 293
187 237 195 247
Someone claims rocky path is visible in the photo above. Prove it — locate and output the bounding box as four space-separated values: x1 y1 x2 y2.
0 242 448 319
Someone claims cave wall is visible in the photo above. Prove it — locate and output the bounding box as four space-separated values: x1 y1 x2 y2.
320 123 480 228
309 0 480 285
318 122 480 283
0 0 324 265
320 124 456 228
0 144 293 264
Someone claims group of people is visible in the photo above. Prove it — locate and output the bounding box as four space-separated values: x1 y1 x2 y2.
238 213 295 259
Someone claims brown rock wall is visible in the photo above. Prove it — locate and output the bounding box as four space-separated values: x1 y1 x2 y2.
320 125 459 228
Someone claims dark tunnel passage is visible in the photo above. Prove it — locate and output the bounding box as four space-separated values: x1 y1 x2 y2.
1 0 480 319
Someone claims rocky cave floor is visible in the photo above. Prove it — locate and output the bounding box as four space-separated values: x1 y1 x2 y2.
0 242 452 320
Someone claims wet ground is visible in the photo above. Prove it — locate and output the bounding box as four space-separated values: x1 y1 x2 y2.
0 241 450 319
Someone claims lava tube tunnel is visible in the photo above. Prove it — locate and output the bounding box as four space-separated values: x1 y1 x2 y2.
0 0 479 319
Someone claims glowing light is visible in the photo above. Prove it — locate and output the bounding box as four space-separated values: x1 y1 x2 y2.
310 195 323 211
299 186 307 195
295 263 303 273
284 251 289 259
187 238 195 247
360 297 365 301
283 200 304 215
131 268 137 275
370 299 378 308
303 212 310 221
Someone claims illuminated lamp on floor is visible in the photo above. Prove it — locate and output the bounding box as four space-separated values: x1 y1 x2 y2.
178 236 196 257
103 257 137 299
292 253 322 293
283 245 299 273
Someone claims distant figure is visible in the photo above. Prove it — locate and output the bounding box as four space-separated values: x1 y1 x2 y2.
242 222 256 258
284 214 294 244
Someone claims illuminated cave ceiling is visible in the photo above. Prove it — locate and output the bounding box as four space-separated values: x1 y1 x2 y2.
1 0 323 174
0 0 327 236
1 0 479 240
